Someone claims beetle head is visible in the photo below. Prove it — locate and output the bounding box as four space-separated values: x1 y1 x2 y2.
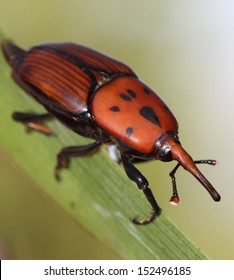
154 132 221 202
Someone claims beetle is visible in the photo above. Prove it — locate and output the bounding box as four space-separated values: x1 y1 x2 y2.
1 41 221 225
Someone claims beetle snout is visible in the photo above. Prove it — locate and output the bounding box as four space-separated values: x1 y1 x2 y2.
169 141 221 202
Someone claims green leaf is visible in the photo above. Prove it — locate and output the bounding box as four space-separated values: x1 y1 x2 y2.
0 29 207 260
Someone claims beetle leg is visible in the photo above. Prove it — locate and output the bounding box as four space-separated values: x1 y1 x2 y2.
13 112 53 135
121 154 161 225
55 141 101 180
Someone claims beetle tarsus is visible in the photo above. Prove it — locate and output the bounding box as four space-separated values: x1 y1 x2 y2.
12 112 53 135
131 213 156 225
55 157 70 181
131 208 159 225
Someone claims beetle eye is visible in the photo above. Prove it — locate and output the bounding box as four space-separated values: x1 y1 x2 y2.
174 134 181 145
159 145 173 162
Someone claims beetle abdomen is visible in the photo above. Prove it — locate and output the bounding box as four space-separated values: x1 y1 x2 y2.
1 41 25 66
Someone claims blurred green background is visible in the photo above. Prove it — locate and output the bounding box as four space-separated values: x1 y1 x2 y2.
0 0 233 259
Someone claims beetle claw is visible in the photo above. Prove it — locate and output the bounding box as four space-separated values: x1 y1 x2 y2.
54 167 62 181
54 159 70 181
131 209 159 225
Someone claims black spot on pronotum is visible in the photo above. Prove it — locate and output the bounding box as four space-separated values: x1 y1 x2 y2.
143 87 151 94
119 93 131 102
109 106 120 112
139 106 161 127
127 89 136 98
126 127 133 136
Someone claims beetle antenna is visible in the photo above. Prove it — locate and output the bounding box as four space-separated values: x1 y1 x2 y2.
169 159 218 204
169 162 181 205
194 159 217 166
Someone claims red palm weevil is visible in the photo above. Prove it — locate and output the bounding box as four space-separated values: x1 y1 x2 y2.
1 41 221 224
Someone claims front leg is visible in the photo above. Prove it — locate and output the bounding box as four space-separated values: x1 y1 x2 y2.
121 154 161 225
55 141 101 179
